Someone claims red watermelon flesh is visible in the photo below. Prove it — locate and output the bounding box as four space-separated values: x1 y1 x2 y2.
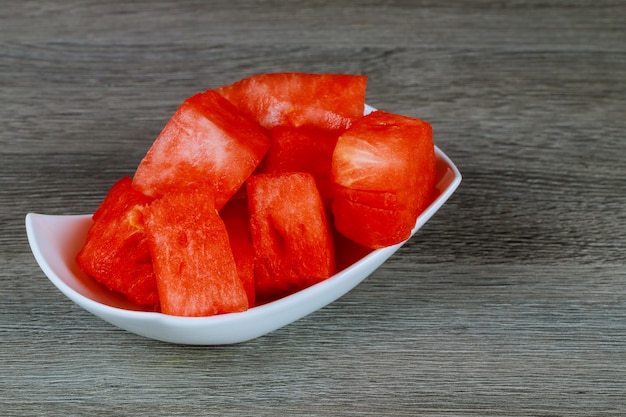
143 187 248 317
76 176 159 309
331 110 436 249
247 172 336 302
260 125 342 205
132 90 270 210
216 72 367 131
220 196 256 307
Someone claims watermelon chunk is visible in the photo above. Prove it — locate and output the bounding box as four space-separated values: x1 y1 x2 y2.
76 176 159 309
260 125 342 205
247 172 335 302
132 90 270 210
331 110 436 248
143 187 248 317
220 196 256 307
216 72 367 131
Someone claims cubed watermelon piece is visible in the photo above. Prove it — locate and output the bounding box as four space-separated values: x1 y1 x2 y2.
132 90 270 210
247 172 335 302
260 125 342 205
220 196 256 307
143 187 248 317
216 72 367 131
331 110 436 248
76 176 159 309
332 225 374 272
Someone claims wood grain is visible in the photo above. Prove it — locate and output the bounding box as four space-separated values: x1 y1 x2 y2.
1 1 625 415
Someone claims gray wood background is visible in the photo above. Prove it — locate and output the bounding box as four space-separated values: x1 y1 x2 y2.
2 1 624 415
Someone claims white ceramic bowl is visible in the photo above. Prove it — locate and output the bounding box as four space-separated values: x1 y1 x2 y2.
26 145 460 345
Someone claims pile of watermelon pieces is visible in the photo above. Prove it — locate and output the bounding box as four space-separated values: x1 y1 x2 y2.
76 72 437 317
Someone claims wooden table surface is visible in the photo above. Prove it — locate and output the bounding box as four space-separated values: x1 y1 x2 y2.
2 1 624 415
